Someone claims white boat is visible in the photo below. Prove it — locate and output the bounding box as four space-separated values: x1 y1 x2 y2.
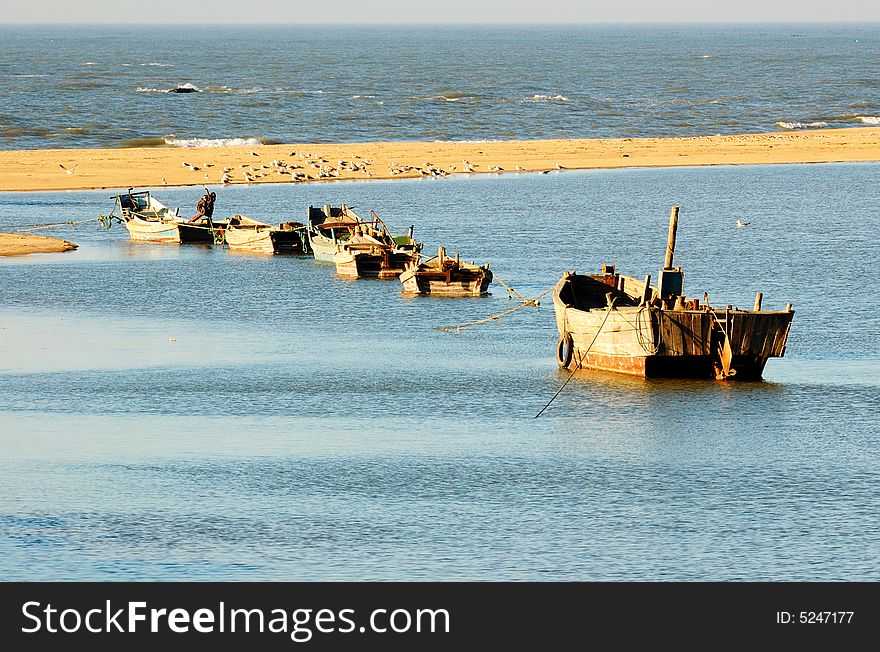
306 204 364 262
113 190 223 244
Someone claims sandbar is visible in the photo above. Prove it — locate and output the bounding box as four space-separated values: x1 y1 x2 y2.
0 233 78 256
0 128 878 193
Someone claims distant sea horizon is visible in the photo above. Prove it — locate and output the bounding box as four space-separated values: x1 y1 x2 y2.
1 23 878 149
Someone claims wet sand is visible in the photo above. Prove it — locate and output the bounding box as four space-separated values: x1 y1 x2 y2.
0 127 878 193
0 233 78 256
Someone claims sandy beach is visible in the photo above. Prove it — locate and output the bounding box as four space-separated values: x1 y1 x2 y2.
0 127 878 193
0 232 78 256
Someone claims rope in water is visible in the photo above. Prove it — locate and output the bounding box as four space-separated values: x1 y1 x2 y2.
17 217 111 232
435 286 553 332
493 273 532 304
533 298 617 419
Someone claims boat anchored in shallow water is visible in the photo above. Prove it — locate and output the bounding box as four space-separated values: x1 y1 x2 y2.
306 204 363 262
552 206 794 380
225 215 311 254
400 246 493 296
333 211 422 279
113 190 226 244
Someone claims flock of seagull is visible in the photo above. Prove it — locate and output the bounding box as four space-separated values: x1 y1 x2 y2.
56 153 754 228
167 150 575 186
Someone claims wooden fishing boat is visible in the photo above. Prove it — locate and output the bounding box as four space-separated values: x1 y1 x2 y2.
400 246 493 296
333 231 421 279
113 190 225 244
225 215 310 254
306 204 363 262
332 211 422 279
552 206 794 380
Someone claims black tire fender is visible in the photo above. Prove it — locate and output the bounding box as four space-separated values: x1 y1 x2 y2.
556 332 574 369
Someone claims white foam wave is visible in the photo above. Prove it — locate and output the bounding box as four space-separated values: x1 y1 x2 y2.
351 95 376 99
529 94 569 102
856 116 880 125
136 87 168 93
83 62 97 66
12 74 50 78
427 94 478 103
775 121 829 130
164 136 263 148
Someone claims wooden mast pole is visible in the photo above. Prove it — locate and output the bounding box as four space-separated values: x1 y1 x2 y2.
664 205 679 269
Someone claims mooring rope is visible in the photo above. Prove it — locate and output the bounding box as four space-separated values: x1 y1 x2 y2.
493 273 532 304
533 298 617 419
434 286 553 332
16 218 103 232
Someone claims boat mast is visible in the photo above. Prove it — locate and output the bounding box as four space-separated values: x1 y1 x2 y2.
658 205 683 300
664 205 679 269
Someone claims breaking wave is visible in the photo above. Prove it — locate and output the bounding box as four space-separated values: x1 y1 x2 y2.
528 94 569 102
426 92 481 103
775 121 829 130
164 136 264 147
856 116 880 125
136 85 323 96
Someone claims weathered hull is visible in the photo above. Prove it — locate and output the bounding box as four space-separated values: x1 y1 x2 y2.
178 223 216 244
309 234 341 262
399 268 493 296
226 228 307 254
334 250 417 279
553 279 793 380
124 217 218 244
123 217 182 243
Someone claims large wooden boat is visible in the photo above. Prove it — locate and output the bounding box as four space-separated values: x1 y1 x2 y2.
113 190 225 244
225 215 310 254
400 246 493 296
552 206 794 380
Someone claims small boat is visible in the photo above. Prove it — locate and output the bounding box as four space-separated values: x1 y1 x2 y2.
552 206 794 380
400 246 493 296
225 215 311 254
113 190 225 244
332 211 422 279
306 204 363 262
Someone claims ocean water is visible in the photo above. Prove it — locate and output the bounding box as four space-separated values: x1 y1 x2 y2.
1 163 879 580
0 24 879 149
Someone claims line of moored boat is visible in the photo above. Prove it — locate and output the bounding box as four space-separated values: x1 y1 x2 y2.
108 190 493 297
109 192 796 381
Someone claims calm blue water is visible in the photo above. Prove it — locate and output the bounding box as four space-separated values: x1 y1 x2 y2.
1 163 879 580
0 24 878 149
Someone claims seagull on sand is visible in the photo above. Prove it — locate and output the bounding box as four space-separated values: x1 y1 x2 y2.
59 163 78 174
735 220 751 228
